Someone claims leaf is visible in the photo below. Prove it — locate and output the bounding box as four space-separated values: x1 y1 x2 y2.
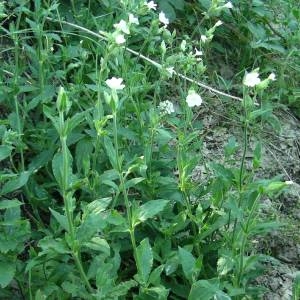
136 238 153 284
52 150 73 188
165 255 179 275
38 236 70 254
35 289 47 300
0 261 15 288
199 215 228 240
86 197 112 213
137 200 169 223
49 208 69 231
249 108 273 120
148 265 164 285
292 272 300 300
250 41 286 53
253 142 262 169
0 171 30 195
188 279 220 300
77 213 107 243
84 237 110 255
224 137 238 157
65 111 86 135
156 128 173 146
43 105 59 132
0 199 23 210
217 255 235 276
75 138 93 173
0 145 12 161
103 136 118 170
28 149 54 173
109 280 138 298
124 177 145 189
178 247 196 282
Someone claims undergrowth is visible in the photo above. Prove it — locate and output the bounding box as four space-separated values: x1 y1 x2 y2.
0 1 299 299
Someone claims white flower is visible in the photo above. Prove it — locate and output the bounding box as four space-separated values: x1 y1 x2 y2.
268 72 276 81
145 1 157 10
224 2 233 9
115 34 126 44
285 180 293 185
106 77 125 90
186 90 203 107
194 48 203 56
201 35 208 43
159 11 169 27
180 40 187 52
158 100 175 115
129 13 139 25
166 67 175 76
215 20 223 27
113 20 130 34
243 70 261 87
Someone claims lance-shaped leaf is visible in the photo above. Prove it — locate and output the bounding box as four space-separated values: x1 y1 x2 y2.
136 238 153 285
136 200 169 224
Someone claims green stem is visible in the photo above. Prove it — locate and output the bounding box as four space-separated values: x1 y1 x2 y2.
59 112 92 293
91 50 111 183
184 191 201 257
73 253 93 293
112 111 138 263
177 142 200 257
28 269 33 300
232 96 248 245
236 193 261 287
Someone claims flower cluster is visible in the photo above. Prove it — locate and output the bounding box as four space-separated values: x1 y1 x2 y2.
113 13 139 45
158 100 175 115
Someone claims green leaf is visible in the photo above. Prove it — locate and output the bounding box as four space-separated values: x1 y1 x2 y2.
65 111 86 135
84 237 110 255
178 247 196 282
38 236 70 254
0 199 23 210
137 200 169 223
224 137 238 157
77 213 107 243
35 289 47 300
136 238 153 284
103 136 118 170
0 261 15 288
124 177 145 189
56 86 70 113
217 255 235 276
49 208 69 231
0 171 30 195
28 149 54 173
188 279 220 300
75 138 93 173
165 255 179 275
156 128 173 146
250 41 286 53
43 105 59 132
109 280 138 298
292 272 300 300
0 145 12 161
253 142 262 169
148 265 164 285
86 197 112 213
52 150 73 188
